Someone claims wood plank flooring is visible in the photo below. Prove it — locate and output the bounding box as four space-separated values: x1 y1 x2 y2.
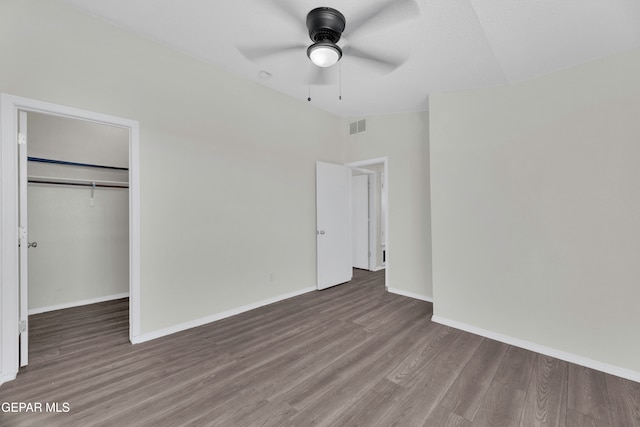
1 269 638 426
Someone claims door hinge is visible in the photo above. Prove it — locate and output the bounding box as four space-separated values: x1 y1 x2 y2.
18 226 26 240
19 321 26 333
18 133 26 145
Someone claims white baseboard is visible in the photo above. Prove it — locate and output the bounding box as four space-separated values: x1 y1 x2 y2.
388 287 433 303
431 315 640 383
131 287 316 345
28 292 130 315
372 266 386 272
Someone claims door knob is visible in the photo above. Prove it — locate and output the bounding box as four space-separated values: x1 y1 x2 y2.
317 230 325 235
28 242 37 248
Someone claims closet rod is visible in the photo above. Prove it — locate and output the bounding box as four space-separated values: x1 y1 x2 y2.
28 180 128 189
28 157 129 171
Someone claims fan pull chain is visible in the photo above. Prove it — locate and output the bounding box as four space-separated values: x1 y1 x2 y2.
339 62 342 100
307 61 312 102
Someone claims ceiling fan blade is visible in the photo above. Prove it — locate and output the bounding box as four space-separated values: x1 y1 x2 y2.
237 43 306 62
345 0 420 38
271 0 306 33
343 45 407 74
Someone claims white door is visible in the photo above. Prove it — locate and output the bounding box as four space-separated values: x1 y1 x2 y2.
18 110 29 367
351 175 369 269
316 161 352 290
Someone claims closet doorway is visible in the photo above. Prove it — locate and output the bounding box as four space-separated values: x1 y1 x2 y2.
26 111 130 309
0 94 140 381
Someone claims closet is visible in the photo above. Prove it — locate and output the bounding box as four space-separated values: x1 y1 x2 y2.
26 112 129 314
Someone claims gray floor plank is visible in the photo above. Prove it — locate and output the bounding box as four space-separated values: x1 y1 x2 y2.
519 355 569 427
605 374 640 427
568 364 614 426
471 347 537 427
439 338 509 421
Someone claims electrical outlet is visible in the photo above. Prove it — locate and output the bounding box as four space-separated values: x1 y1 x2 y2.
269 273 274 282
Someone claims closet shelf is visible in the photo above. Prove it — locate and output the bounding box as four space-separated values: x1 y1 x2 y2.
27 175 128 189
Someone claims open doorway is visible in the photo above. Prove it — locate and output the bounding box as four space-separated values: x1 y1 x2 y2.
347 158 388 289
0 94 140 385
350 164 386 272
314 157 388 292
25 112 130 364
26 112 130 314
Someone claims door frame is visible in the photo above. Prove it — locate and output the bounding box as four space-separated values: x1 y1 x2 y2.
345 157 388 289
18 110 28 367
350 169 377 270
0 93 141 385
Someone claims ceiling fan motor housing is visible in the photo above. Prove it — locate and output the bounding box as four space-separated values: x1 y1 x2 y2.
306 7 346 43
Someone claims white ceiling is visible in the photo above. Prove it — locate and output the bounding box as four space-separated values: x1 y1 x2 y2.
61 0 640 117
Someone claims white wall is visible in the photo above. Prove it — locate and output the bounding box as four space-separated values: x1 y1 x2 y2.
343 112 432 300
0 0 344 336
430 47 640 377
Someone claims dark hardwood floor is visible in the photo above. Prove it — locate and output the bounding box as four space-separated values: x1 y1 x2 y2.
1 269 638 426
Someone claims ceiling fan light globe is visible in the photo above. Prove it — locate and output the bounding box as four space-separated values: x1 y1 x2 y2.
307 43 342 67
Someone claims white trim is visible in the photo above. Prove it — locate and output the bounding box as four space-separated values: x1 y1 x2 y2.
132 287 316 344
372 266 386 272
367 173 377 271
345 157 388 168
28 293 130 315
388 287 433 302
0 94 20 386
431 315 640 383
0 373 17 385
0 93 141 384
128 112 141 341
350 167 376 175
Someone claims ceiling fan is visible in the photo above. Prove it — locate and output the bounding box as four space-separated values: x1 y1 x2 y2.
306 7 346 68
237 0 420 84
